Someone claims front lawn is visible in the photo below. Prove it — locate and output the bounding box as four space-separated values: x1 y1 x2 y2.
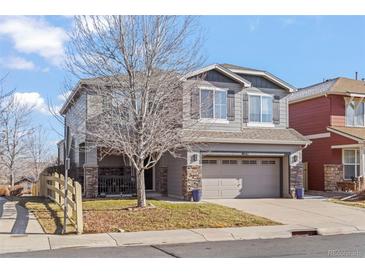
83 199 279 233
22 197 279 234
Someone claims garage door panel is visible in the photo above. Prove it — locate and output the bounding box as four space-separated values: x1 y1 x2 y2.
202 157 280 199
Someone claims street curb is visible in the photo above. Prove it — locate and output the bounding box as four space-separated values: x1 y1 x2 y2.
1 225 365 255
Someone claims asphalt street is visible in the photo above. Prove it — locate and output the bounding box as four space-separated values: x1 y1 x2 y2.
1 233 365 258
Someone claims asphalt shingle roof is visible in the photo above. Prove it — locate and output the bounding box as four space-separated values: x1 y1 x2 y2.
289 77 365 103
183 128 310 145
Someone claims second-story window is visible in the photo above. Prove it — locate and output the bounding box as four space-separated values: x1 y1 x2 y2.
200 89 227 119
249 94 273 123
346 101 365 127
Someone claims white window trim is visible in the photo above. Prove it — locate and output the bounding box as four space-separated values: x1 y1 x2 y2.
247 92 274 126
345 100 365 128
199 87 228 122
342 149 360 180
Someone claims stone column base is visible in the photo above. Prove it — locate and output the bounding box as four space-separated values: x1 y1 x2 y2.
84 166 98 198
290 163 304 197
324 164 343 191
182 165 202 201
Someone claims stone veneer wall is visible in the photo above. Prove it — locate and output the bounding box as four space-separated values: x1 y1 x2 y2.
324 164 343 191
182 165 202 200
84 166 98 198
290 163 304 197
155 167 168 194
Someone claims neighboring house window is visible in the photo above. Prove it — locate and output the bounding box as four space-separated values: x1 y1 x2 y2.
343 149 360 180
200 89 227 119
249 94 273 123
346 101 365 127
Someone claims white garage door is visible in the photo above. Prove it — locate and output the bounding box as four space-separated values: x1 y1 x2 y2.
202 158 280 199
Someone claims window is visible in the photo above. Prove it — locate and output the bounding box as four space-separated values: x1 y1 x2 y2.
242 160 257 165
343 149 360 180
202 159 217 164
200 89 227 119
346 101 365 127
222 159 238 165
249 94 273 123
262 160 276 165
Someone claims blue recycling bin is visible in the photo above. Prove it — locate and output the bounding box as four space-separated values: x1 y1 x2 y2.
192 189 202 202
295 187 304 199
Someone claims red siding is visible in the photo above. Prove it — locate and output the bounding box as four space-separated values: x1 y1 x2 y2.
329 95 346 127
303 132 356 190
289 96 331 135
289 95 356 190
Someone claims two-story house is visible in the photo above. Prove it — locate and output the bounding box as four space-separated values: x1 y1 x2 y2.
59 64 309 199
289 77 365 191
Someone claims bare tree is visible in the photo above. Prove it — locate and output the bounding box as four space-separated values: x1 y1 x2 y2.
0 96 33 186
26 126 52 181
66 16 203 207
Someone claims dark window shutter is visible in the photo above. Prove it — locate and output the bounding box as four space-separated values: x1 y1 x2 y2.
273 95 280 124
242 93 249 123
190 89 200 119
227 90 235 121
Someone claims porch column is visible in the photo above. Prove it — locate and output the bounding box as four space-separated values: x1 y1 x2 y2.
83 146 99 198
360 147 365 177
182 151 202 201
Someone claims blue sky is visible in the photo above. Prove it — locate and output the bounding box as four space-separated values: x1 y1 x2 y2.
0 16 365 153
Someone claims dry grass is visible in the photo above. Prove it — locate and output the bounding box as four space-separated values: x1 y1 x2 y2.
20 197 279 234
330 199 365 209
83 199 279 233
17 197 74 234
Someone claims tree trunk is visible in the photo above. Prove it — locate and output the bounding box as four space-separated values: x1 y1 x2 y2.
10 171 14 188
136 169 147 207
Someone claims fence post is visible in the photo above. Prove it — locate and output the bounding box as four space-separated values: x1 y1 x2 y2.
75 181 83 234
40 174 47 197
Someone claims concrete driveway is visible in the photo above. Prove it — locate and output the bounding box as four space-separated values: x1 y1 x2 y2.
209 198 365 234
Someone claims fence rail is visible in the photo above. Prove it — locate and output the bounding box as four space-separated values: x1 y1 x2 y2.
37 172 83 234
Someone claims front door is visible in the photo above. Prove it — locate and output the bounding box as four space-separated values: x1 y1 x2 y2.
144 159 153 190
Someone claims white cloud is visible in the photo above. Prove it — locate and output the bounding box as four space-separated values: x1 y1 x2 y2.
0 56 35 70
0 16 68 66
13 92 49 114
57 90 72 102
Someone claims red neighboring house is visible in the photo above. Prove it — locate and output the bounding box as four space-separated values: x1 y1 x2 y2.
289 77 365 191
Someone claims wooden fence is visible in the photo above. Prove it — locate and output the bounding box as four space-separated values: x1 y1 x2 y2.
36 172 83 234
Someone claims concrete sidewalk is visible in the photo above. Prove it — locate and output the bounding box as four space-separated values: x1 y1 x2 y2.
0 197 44 234
0 224 320 255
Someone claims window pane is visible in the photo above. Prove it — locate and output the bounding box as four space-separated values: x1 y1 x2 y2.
344 165 356 179
215 91 227 119
262 96 273 122
249 95 261 122
357 164 360 177
355 102 364 126
346 102 355 126
344 150 356 164
201 89 213 118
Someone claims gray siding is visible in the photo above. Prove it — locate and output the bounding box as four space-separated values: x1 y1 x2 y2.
237 74 283 89
65 93 87 166
158 152 187 197
184 76 290 131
